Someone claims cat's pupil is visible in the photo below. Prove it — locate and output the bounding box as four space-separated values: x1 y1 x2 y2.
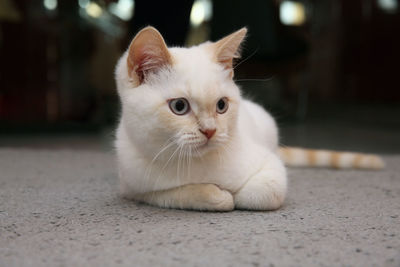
175 100 185 111
218 99 225 110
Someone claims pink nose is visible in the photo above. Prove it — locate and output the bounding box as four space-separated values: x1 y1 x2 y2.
199 128 216 139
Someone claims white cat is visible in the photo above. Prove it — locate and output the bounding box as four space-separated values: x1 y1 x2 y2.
115 27 383 211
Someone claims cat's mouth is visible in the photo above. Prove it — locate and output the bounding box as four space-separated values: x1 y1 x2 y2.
192 139 209 148
181 136 220 154
182 139 210 151
191 139 219 153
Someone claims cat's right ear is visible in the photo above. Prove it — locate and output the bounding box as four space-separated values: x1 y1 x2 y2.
213 27 247 77
127 26 172 85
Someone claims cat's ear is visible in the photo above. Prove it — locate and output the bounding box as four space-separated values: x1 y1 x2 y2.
127 26 172 84
213 27 247 76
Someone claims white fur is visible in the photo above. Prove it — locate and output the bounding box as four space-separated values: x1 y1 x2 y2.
115 31 287 211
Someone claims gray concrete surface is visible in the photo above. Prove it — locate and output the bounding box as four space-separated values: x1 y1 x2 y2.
0 148 399 266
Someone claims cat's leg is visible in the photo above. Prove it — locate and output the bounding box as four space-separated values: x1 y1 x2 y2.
234 153 287 210
135 184 234 211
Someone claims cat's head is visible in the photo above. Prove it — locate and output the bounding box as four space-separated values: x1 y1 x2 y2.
115 26 247 158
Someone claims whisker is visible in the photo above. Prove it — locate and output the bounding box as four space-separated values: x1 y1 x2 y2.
234 77 275 83
188 146 192 181
177 144 184 209
150 143 181 202
144 137 177 195
233 47 259 70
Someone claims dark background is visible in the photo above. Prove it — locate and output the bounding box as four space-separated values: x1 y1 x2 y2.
1 0 399 153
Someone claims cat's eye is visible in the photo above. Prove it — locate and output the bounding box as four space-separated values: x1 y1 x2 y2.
168 98 190 115
216 97 229 114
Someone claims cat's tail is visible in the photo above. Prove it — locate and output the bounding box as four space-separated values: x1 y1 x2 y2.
278 147 385 170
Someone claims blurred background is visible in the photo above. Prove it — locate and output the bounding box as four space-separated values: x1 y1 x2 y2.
0 0 399 153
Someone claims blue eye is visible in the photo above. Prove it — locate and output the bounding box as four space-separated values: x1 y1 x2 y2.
168 98 190 115
216 97 228 114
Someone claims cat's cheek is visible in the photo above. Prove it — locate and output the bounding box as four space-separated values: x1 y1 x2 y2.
223 106 239 132
157 109 196 135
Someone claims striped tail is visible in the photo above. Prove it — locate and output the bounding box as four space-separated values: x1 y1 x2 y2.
278 147 385 170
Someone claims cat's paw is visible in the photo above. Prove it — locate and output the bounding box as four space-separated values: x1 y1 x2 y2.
234 186 285 211
233 160 287 211
194 184 234 211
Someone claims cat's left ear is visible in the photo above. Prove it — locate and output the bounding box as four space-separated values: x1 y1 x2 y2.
213 27 247 77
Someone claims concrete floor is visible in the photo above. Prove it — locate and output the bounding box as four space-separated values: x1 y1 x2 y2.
0 145 399 266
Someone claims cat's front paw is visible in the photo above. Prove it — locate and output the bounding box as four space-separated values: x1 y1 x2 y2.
194 184 234 211
138 183 234 211
233 155 287 211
